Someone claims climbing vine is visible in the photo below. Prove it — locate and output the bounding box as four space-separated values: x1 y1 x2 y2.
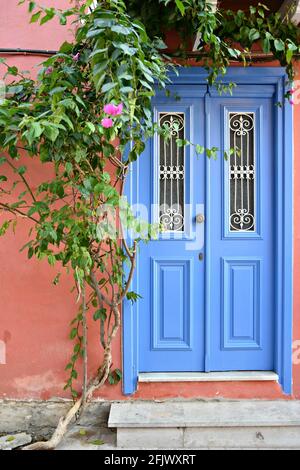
0 0 299 450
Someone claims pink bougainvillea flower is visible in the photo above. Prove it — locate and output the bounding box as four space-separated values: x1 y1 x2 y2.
289 88 295 94
104 103 124 116
101 117 114 128
116 103 123 115
72 52 80 62
104 103 118 115
290 100 295 106
45 67 53 75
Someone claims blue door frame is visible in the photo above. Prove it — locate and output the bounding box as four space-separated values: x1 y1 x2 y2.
123 68 293 396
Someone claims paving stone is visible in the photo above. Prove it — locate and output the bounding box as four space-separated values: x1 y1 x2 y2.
0 400 110 441
56 426 116 450
0 433 32 450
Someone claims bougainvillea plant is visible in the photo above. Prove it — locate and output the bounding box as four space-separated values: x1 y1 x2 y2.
0 0 299 450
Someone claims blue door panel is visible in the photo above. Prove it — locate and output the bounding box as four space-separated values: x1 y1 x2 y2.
208 97 275 371
138 90 206 372
137 87 275 373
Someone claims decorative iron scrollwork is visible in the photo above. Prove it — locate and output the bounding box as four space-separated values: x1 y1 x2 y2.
229 113 255 232
159 113 185 232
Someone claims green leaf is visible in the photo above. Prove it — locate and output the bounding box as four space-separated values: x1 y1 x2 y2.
228 48 240 59
89 440 105 446
126 291 142 304
120 86 134 94
258 7 265 18
175 0 185 16
79 429 87 436
112 42 137 56
28 1 36 13
40 9 56 25
59 13 67 26
93 308 107 321
74 343 81 353
28 247 34 259
101 82 118 93
7 85 24 94
30 11 42 23
65 162 73 175
286 48 294 64
196 145 205 155
53 273 61 285
17 166 27 176
48 254 56 266
108 374 115 385
111 25 131 35
43 125 59 142
89 48 109 59
49 87 66 96
85 122 96 134
0 221 11 237
59 41 73 54
7 66 18 76
249 29 260 42
274 39 285 52
263 38 271 54
70 328 77 340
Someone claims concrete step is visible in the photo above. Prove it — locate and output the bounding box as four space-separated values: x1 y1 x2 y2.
139 371 279 383
108 400 300 449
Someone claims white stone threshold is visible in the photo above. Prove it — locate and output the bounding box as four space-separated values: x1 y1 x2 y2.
139 371 279 383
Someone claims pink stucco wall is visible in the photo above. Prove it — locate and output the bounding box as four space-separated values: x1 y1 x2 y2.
0 0 299 401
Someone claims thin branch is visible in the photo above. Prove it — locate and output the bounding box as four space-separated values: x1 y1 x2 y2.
100 306 107 349
117 241 137 304
90 270 113 308
119 169 135 260
5 158 37 202
80 282 88 416
0 202 40 224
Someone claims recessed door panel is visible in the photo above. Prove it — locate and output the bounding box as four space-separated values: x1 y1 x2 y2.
152 258 192 350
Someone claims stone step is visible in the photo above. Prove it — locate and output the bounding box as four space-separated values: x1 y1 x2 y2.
139 371 279 383
108 401 300 449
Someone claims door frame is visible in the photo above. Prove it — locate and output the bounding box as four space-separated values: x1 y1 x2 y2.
122 67 293 395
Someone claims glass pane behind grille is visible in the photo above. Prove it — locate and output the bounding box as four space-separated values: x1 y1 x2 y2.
229 113 255 232
159 113 185 232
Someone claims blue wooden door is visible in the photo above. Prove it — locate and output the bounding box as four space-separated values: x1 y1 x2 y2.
137 83 275 374
208 91 275 371
138 85 207 372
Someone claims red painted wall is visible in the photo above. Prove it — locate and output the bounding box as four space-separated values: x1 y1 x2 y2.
0 0 299 401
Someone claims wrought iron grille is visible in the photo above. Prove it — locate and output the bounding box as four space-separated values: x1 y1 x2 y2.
229 112 255 232
159 113 185 232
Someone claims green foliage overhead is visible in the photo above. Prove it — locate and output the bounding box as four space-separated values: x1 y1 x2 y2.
126 1 300 83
